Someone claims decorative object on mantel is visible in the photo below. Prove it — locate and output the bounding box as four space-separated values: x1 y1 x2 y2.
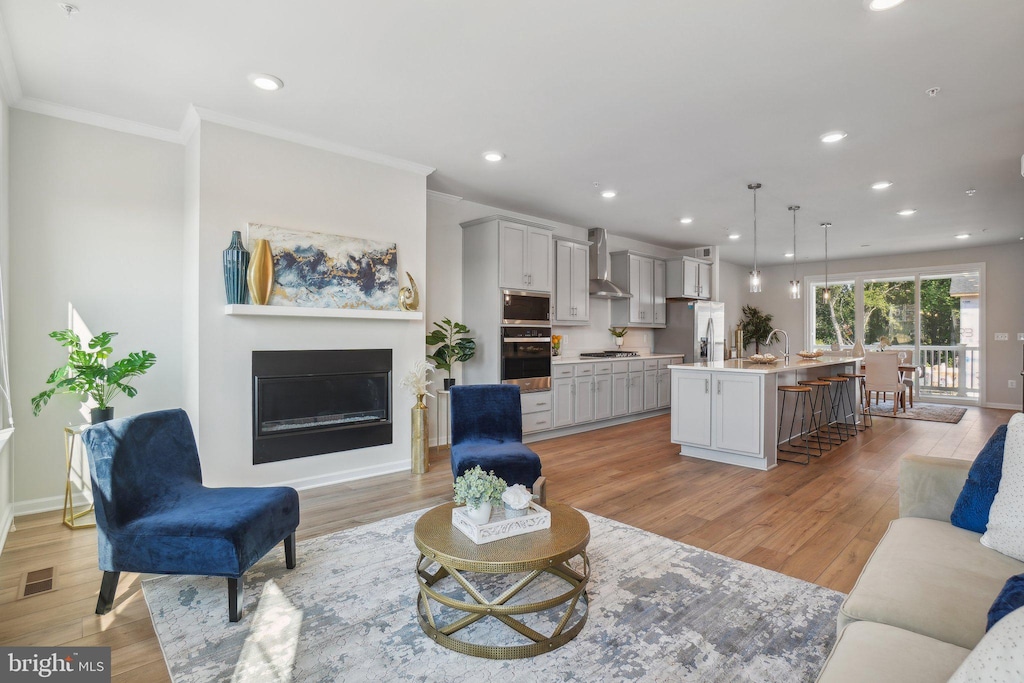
398 271 419 311
31 330 157 425
247 223 399 310
426 318 476 390
609 326 628 347
452 465 506 524
399 359 434 474
552 334 562 356
247 238 275 305
222 230 250 305
739 305 774 355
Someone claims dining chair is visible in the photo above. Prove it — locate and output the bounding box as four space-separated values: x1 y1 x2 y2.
863 352 907 415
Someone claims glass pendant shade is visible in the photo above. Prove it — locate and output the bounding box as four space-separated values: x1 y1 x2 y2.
788 205 800 300
790 280 801 299
821 222 832 304
822 288 831 302
748 183 762 294
749 270 762 293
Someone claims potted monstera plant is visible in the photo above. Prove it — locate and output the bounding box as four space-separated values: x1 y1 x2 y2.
426 318 476 390
31 330 157 424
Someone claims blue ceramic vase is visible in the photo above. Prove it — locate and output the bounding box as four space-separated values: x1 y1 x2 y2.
223 231 250 305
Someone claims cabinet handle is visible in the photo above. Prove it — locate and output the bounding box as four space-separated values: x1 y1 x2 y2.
717 380 722 395
537 402 548 407
705 379 709 394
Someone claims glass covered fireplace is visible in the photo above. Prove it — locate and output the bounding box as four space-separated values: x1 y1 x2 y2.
252 349 392 464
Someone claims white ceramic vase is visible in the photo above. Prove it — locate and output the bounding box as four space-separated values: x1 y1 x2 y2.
614 337 624 347
466 500 492 524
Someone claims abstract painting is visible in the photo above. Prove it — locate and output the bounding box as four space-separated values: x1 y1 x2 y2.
247 224 399 310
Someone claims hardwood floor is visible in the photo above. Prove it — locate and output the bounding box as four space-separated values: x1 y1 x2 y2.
0 406 1014 681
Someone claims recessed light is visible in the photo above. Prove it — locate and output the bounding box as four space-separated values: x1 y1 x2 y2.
784 253 794 258
483 151 504 162
248 73 283 91
872 181 893 190
954 233 970 240
897 209 917 216
601 190 617 199
926 87 941 98
866 0 905 10
680 217 694 225
728 234 741 240
57 3 79 19
965 188 977 197
820 131 848 144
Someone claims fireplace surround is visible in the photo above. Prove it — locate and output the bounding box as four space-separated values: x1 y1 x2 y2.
252 349 392 464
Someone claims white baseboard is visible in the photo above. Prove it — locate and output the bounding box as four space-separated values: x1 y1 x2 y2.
984 402 1023 411
11 491 92 518
0 503 13 557
275 460 410 492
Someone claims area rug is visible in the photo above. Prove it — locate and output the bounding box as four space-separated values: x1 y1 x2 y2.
867 400 967 423
143 509 844 682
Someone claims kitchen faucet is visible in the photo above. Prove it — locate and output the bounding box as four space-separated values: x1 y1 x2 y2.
765 328 790 361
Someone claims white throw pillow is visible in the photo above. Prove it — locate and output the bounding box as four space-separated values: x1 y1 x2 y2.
948 605 1024 683
981 413 1024 562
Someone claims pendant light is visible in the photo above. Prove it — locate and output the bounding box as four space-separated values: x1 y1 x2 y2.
788 205 801 299
748 183 762 293
821 222 832 302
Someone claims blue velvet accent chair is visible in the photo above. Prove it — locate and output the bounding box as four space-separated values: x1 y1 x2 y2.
81 408 300 622
450 384 545 502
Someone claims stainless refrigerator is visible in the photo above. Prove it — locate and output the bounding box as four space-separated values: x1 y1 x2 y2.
653 300 726 362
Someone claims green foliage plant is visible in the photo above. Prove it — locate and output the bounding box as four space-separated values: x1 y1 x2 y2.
453 465 507 509
31 330 157 416
608 327 628 338
739 305 774 354
425 318 476 380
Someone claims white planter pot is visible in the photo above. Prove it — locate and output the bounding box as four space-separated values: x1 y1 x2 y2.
465 500 492 524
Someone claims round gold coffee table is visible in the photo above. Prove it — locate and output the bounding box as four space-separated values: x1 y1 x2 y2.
414 502 591 659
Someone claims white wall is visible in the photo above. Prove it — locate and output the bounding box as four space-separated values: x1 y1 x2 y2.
187 121 427 488
0 92 12 549
8 111 185 511
727 242 1024 408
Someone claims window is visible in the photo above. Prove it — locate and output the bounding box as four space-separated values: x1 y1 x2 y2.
812 281 855 348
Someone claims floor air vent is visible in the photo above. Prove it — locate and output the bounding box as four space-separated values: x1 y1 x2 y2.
21 567 55 597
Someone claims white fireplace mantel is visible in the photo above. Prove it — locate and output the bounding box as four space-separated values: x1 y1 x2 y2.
224 304 423 321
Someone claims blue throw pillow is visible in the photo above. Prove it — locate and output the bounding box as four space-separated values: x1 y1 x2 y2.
988 574 1024 631
950 425 1008 533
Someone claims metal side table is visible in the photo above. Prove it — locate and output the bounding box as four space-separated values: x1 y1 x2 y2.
63 425 95 529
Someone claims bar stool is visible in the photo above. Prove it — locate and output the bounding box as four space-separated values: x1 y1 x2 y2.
797 379 838 452
838 372 872 431
818 376 856 442
777 385 814 465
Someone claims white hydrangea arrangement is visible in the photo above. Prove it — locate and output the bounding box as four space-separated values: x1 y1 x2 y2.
453 466 507 510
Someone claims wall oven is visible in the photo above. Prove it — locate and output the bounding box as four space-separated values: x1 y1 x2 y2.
502 290 551 326
501 326 552 393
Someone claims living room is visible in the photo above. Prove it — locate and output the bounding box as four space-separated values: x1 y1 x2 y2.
1 2 1024 681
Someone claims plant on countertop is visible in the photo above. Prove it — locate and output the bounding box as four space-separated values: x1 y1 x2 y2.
31 330 156 417
739 305 774 354
453 465 507 510
425 318 476 382
608 327 628 338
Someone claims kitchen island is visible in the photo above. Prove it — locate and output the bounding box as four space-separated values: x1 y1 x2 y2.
668 356 863 470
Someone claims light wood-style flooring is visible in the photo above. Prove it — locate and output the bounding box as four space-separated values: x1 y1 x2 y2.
0 406 1014 681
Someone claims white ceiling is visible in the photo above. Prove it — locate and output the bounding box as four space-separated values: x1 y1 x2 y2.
2 0 1022 265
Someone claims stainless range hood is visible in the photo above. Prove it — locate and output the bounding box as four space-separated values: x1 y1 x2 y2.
588 228 631 299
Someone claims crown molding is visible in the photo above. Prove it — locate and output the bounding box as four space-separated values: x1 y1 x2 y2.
179 105 201 143
426 189 463 204
15 97 183 143
190 107 435 177
0 11 22 104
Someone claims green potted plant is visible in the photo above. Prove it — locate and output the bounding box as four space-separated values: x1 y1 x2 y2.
609 327 628 347
739 305 774 355
31 330 157 424
426 318 476 390
453 465 507 524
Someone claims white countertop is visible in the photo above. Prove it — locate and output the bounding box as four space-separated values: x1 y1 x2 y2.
668 355 863 374
552 353 685 365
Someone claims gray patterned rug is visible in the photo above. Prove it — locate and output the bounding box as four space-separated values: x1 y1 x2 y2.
143 509 843 682
867 399 967 423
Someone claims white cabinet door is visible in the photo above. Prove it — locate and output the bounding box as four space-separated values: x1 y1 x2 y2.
571 242 589 321
526 226 552 293
682 259 700 298
697 262 712 299
594 374 613 420
499 222 528 289
638 256 654 324
714 373 762 455
653 259 666 326
644 369 659 411
627 373 645 414
628 254 643 324
657 368 671 407
574 376 595 424
553 377 575 428
671 371 712 447
611 373 629 417
554 240 573 322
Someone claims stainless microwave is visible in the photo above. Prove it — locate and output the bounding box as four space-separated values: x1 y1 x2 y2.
502 290 551 326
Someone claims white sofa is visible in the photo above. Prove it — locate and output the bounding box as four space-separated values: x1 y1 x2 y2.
817 454 1024 682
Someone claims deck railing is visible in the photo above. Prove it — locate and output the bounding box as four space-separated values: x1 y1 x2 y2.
813 343 981 398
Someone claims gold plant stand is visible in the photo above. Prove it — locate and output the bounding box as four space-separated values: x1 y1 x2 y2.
63 425 95 529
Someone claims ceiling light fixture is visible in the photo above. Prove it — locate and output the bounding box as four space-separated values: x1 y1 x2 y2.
866 0 905 11
789 206 801 299
482 151 504 162
680 217 694 225
926 87 941 98
785 253 794 258
248 73 284 91
897 209 917 216
965 188 977 197
955 233 971 240
748 183 762 293
729 234 741 240
872 181 893 190
600 190 617 199
820 131 848 144
57 3 79 19
822 223 833 302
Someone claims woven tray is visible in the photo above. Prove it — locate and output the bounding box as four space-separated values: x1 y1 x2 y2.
452 501 552 544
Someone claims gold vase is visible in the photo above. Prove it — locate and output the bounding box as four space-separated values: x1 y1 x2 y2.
411 396 429 474
247 238 274 305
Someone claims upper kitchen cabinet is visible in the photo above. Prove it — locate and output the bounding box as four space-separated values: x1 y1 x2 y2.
553 237 590 324
609 251 666 328
667 257 713 300
497 220 552 292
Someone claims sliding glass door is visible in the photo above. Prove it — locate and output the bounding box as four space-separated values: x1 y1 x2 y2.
918 272 980 400
812 281 855 348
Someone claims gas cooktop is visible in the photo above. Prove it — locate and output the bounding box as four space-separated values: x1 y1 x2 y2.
578 351 640 358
